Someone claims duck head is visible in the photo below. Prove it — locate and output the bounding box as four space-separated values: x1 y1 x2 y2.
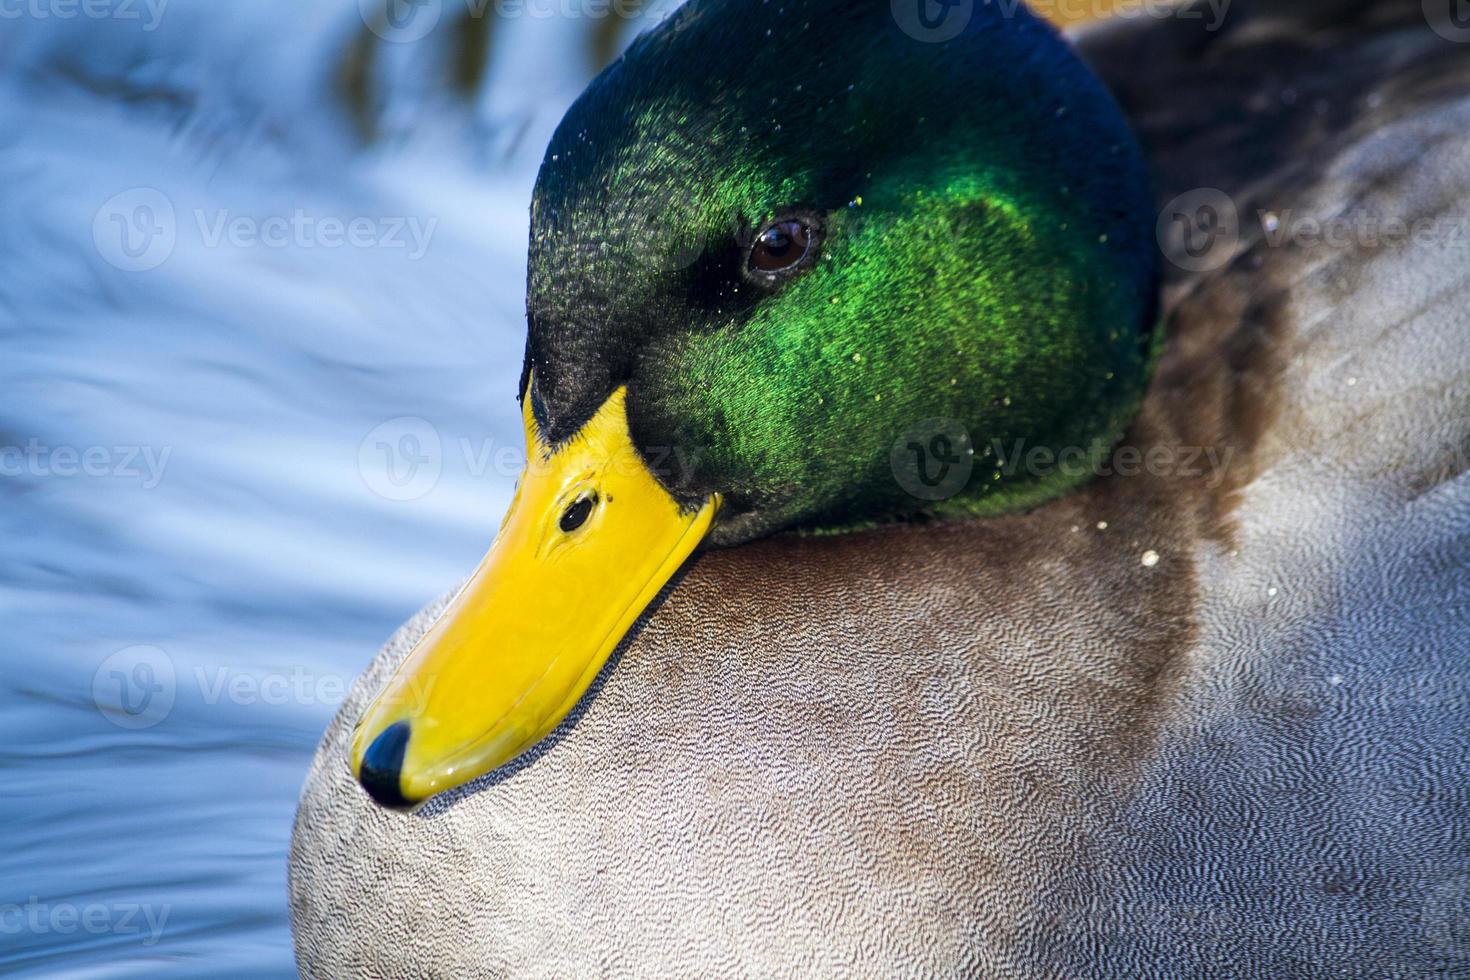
351 0 1157 809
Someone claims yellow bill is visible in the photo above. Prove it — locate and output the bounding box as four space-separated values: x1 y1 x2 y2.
350 385 718 809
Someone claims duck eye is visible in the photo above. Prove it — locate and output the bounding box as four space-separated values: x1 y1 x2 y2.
748 218 816 276
559 494 596 533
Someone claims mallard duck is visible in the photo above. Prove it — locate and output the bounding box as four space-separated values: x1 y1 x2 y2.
290 0 1470 974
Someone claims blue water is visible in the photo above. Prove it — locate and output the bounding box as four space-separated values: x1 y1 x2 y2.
0 2 673 974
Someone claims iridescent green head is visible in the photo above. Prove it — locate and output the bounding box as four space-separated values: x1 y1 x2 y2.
524 0 1156 545
351 0 1162 808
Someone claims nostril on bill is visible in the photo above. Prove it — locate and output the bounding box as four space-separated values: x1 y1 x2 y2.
559 493 596 533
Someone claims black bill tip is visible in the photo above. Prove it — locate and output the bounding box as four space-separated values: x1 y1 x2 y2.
357 720 415 811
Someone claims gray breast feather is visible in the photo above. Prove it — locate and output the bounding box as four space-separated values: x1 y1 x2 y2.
1050 97 1470 978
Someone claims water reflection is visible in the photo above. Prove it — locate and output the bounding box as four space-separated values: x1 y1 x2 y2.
0 0 679 973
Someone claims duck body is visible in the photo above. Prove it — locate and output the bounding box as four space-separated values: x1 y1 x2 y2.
291 0 1470 975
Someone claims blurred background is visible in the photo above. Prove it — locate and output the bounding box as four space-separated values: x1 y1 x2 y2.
0 0 1104 975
